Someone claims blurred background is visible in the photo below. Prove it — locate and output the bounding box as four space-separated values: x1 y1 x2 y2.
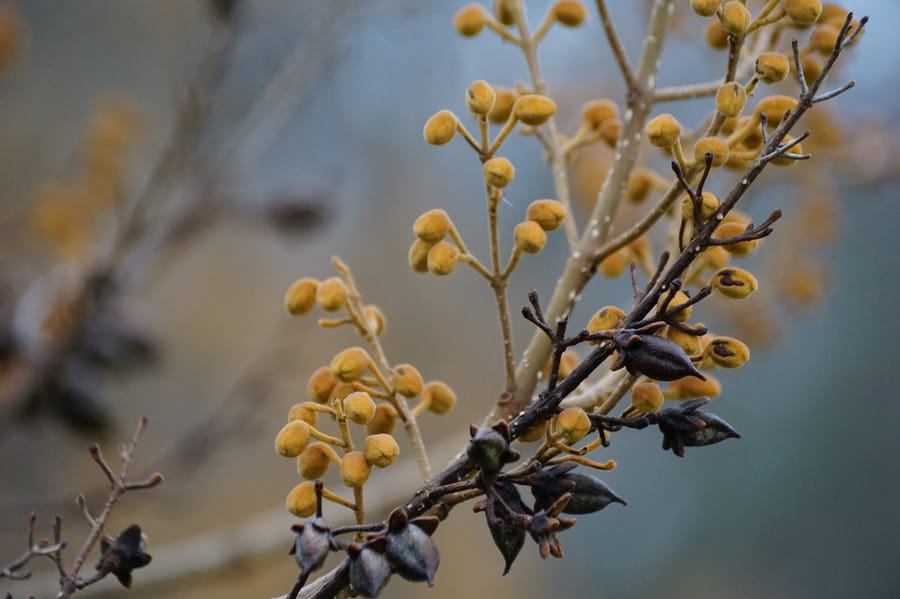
1 1 898 598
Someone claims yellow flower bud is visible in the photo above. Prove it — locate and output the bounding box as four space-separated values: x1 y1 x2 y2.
694 136 730 167
423 109 457 145
492 0 516 26
810 24 839 54
690 0 720 17
340 451 372 488
599 247 629 278
626 168 655 203
422 381 457 415
489 86 518 124
599 118 622 148
557 407 591 444
665 325 703 358
275 420 311 457
363 304 386 335
785 0 822 27
706 336 750 368
413 209 451 243
409 238 435 273
667 373 721 399
518 421 547 443
298 442 336 479
756 52 790 84
467 79 496 115
552 0 587 27
330 382 358 402
513 220 547 254
288 402 318 427
818 3 847 25
715 82 747 118
316 277 348 312
392 364 424 398
713 221 759 256
755 95 798 127
799 55 823 83
772 136 803 166
483 156 515 188
367 403 398 435
453 4 490 37
723 209 751 227
587 306 626 339
700 246 730 271
559 349 580 378
286 481 317 517
330 347 371 382
343 391 376 425
645 113 681 148
719 1 751 36
308 366 338 403
681 191 720 222
427 240 459 275
658 290 692 322
513 94 557 126
364 434 400 468
711 267 759 299
526 199 566 231
284 277 319 315
581 98 619 131
706 18 729 49
631 382 664 413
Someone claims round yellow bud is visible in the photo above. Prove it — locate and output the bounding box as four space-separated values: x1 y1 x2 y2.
552 0 587 27
818 3 848 25
713 221 759 256
423 109 457 145
286 481 317 517
453 4 490 37
513 94 557 126
809 25 839 54
307 366 338 403
631 382 664 413
665 325 703 358
599 247 629 278
513 220 547 254
363 304 386 335
392 364 424 398
558 349 580 378
367 403 398 435
719 1 751 36
409 239 435 273
772 136 803 166
799 55 823 83
467 79 496 115
755 52 790 84
518 421 547 443
599 118 622 148
489 86 518 124
715 82 746 118
755 95 798 127
340 451 372 488
587 306 626 339
645 113 681 148
330 347 371 382
298 443 334 479
557 407 591 444
581 98 619 131
316 277 348 312
626 168 654 203
706 336 750 368
682 191 720 222
288 402 318 427
694 136 730 167
785 0 822 27
364 434 400 468
668 373 721 399
711 267 759 299
275 420 311 457
427 240 459 275
284 277 319 315
492 0 516 26
690 0 720 17
331 382 358 402
413 208 451 243
422 381 457 415
701 246 730 271
483 156 515 188
526 199 566 231
706 18 729 49
343 391 376 425
659 290 692 322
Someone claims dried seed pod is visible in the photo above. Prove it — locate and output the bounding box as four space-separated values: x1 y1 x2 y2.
340 450 372 488
483 156 516 188
467 423 515 472
711 267 758 299
347 539 392 598
453 4 490 37
331 347 371 382
613 331 706 381
363 304 386 335
756 52 791 84
422 381 457 414
284 277 319 315
288 402 318 427
392 364 424 398
290 517 331 577
298 443 337 480
413 209 451 243
599 246 629 278
581 98 619 131
719 1 750 36
408 238 435 273
690 0 720 17
667 373 721 399
514 220 547 254
658 290 693 323
631 382 665 413
755 95 799 127
626 168 655 202
286 481 318 517
552 0 587 27
531 464 627 514
489 86 518 124
423 109 457 145
343 391 376 425
713 221 760 256
527 199 566 231
364 433 400 468
657 397 740 457
785 0 823 27
683 412 741 447
587 306 626 341
694 136 729 167
645 113 681 148
556 407 591 444
94 524 153 588
316 277 348 312
706 18 729 49
715 82 746 118
427 241 459 275
481 482 527 574
307 366 338 403
682 191 720 222
706 336 750 368
275 420 311 457
467 79 496 115
513 94 557 126
385 509 440 585
367 403 398 435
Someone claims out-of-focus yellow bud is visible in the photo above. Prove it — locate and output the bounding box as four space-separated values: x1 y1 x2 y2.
665 325 703 358
755 95 799 127
298 442 337 479
363 304 386 335
681 191 720 222
489 86 518 124
713 221 759 256
599 247 630 278
552 0 587 27
316 277 348 312
719 1 751 36
427 241 459 275
343 391 376 425
666 373 721 399
785 0 823 27
706 18 729 49
519 421 548 443
285 277 319 315
308 367 338 403
409 239 435 273
658 290 693 322
690 0 720 17
581 99 619 131
288 402 318 427
513 94 557 126
422 381 457 414
694 137 730 167
453 4 490 37
367 403 398 435
631 382 664 413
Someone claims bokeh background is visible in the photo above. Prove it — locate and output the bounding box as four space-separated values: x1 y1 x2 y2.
1 1 898 598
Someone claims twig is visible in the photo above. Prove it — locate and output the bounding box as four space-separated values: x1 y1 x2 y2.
594 0 636 89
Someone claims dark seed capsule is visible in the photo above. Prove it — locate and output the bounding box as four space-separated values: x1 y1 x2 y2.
348 539 392 598
616 332 706 381
289 518 331 575
683 412 741 447
385 509 440 585
467 425 511 472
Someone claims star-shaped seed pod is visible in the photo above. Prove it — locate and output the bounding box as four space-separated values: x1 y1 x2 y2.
656 396 741 457
95 524 152 588
384 507 440 585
